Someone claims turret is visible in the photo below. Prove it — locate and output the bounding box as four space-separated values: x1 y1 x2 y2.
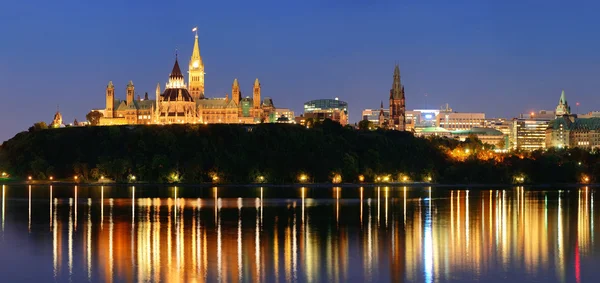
555 90 571 116
253 78 261 109
126 80 135 105
232 78 241 105
105 81 115 118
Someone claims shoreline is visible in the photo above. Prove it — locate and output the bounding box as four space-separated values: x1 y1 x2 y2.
0 180 595 189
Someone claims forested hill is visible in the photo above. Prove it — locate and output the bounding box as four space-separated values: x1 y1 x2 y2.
1 121 595 184
0 121 447 183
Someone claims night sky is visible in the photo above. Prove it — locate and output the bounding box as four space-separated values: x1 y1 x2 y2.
1 0 599 142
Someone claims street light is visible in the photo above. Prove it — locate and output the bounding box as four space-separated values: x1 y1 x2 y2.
49 176 53 181
28 176 32 181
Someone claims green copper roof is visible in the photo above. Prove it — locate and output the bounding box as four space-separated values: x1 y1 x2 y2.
451 127 503 136
420 127 450 133
548 117 600 131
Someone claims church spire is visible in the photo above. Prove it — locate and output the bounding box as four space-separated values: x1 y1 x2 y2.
390 64 402 99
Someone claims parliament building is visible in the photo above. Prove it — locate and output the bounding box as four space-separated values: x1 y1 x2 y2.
99 31 275 125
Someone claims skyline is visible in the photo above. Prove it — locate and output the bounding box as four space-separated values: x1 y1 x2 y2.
2 1 600 142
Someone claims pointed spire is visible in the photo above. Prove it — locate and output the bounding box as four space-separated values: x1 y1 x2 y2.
107 81 114 88
127 80 134 87
390 64 403 99
233 78 239 87
559 90 567 104
254 78 260 87
170 57 184 79
380 101 384 109
191 29 201 61
156 83 161 94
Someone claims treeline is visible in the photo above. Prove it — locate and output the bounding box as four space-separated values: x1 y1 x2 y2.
0 120 598 184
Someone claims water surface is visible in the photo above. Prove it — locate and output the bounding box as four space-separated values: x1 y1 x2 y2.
0 185 598 282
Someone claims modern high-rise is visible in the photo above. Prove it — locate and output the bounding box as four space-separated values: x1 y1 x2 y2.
512 110 555 151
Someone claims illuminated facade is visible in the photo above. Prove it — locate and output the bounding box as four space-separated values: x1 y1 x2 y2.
546 116 600 149
436 104 485 131
99 31 275 125
302 98 348 125
512 110 555 151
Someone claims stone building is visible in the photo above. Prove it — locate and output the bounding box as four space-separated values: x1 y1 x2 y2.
99 30 275 125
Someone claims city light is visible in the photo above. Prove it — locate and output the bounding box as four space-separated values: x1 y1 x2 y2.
298 174 308 183
28 176 32 180
100 176 104 180
358 175 365 182
582 175 590 184
427 176 432 182
74 176 78 180
332 174 342 184
402 176 408 182
49 176 53 180
257 175 265 182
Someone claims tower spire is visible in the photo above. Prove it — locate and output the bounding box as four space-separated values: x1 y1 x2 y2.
189 26 205 99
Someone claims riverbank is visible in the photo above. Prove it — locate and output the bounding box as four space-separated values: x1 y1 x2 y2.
0 180 595 189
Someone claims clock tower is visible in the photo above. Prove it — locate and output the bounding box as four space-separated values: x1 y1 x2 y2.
188 28 205 100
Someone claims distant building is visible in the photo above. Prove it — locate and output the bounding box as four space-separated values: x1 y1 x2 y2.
407 109 440 133
512 110 555 151
578 111 600 118
274 108 295 121
452 127 506 148
436 104 485 131
362 106 390 128
303 98 348 125
546 116 600 149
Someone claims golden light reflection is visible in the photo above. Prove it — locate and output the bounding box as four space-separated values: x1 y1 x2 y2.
2 185 5 231
28 185 31 232
28 186 600 282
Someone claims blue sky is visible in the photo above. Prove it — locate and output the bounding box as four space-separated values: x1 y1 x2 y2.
1 0 599 141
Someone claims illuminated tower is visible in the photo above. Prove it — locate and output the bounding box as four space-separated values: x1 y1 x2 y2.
555 90 571 117
389 64 406 131
232 78 241 105
188 28 205 100
126 80 135 105
105 81 114 118
253 78 261 109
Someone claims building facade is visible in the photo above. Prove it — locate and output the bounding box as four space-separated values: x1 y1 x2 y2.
99 31 275 126
302 98 348 125
512 110 555 151
436 104 485 131
546 116 600 149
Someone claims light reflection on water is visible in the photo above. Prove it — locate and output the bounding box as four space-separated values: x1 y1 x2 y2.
0 185 598 282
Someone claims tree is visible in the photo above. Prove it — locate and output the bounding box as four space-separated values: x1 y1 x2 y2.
496 138 506 149
86 111 104 126
358 119 372 130
28 121 48 132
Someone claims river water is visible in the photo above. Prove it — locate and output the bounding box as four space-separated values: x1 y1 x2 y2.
0 185 598 282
